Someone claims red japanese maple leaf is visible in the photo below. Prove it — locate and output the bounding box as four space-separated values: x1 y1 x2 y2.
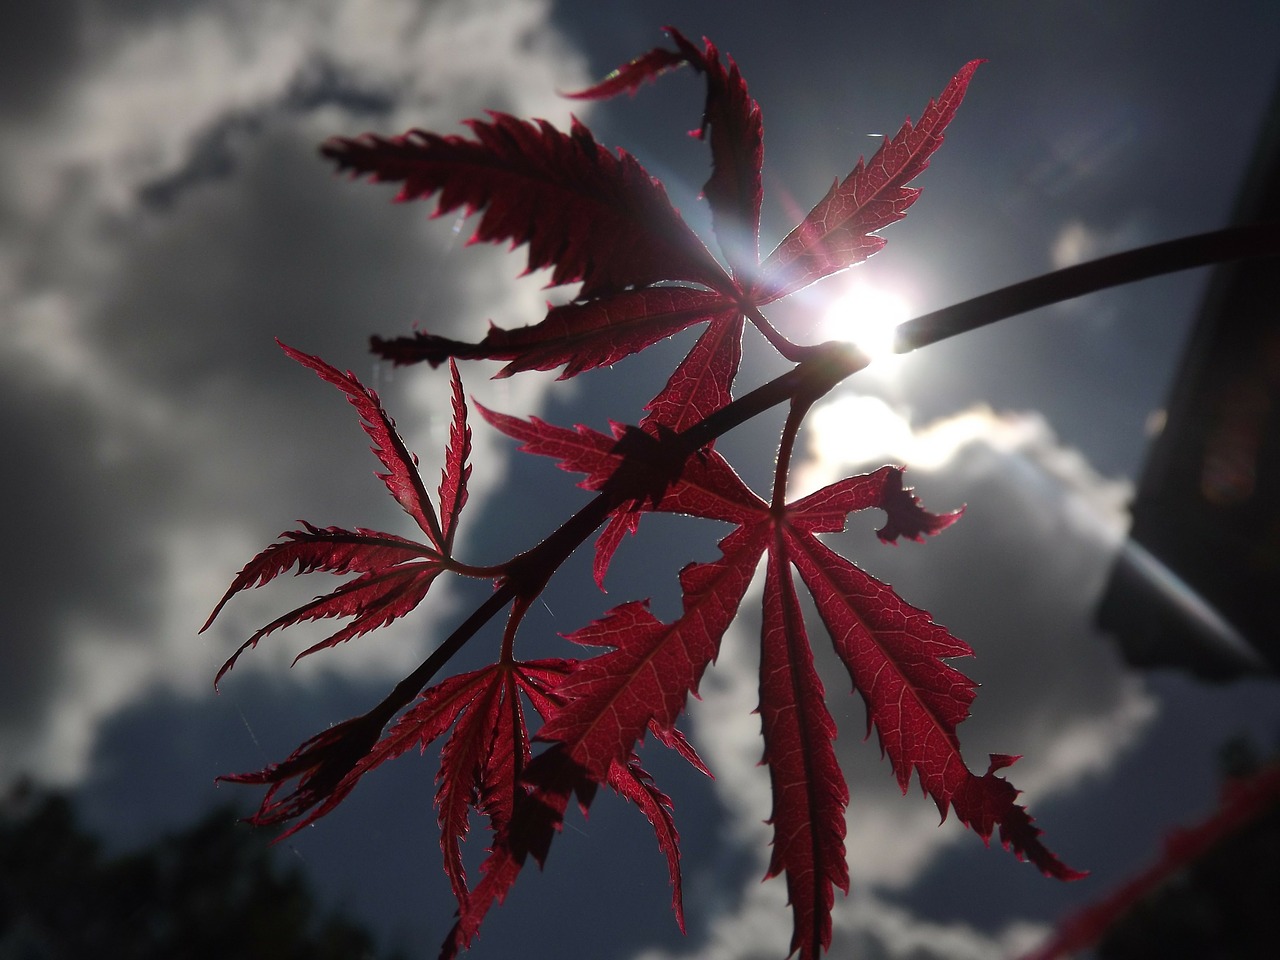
492 412 1077 957
201 341 468 685
206 28 1085 960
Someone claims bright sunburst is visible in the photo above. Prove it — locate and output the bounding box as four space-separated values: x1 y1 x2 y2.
817 280 912 368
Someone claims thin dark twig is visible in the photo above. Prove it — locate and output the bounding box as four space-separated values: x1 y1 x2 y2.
894 223 1280 354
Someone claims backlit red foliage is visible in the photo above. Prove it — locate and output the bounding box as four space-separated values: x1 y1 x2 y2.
205 28 1083 959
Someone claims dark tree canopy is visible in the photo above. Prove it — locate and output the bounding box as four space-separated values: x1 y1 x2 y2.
0 783 404 960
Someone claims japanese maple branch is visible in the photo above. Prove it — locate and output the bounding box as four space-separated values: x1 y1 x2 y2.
354 342 868 730
350 221 1280 732
894 223 1280 353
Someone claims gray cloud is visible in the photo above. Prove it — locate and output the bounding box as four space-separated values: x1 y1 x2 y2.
0 0 592 786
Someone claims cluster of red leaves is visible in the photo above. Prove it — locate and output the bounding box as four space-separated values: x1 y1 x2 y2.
205 28 1081 960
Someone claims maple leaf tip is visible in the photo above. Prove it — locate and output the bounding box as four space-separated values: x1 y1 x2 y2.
986 753 1021 775
275 337 305 361
212 653 240 691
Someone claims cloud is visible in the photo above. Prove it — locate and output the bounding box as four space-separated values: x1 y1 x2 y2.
633 390 1157 959
0 0 593 787
631 880 1049 960
1049 216 1150 270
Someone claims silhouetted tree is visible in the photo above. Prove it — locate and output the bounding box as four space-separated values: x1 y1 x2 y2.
0 782 404 960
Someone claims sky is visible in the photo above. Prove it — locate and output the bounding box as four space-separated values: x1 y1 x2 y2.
3 1 1280 958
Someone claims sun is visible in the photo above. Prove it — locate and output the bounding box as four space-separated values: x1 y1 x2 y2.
816 280 912 369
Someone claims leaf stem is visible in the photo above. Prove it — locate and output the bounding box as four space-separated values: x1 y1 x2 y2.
771 399 807 514
745 304 809 362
